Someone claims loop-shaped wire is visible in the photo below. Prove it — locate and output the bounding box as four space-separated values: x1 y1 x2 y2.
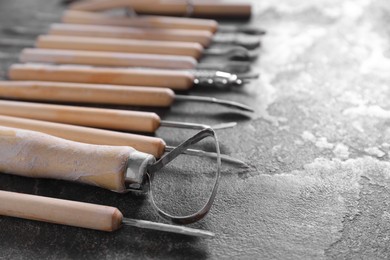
146 128 221 225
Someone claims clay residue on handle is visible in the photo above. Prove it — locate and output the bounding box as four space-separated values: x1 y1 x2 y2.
0 126 135 192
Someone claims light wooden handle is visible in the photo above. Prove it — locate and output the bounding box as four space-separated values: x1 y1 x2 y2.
69 0 251 18
36 35 204 59
69 0 158 12
0 126 154 192
9 63 195 90
62 10 218 32
131 1 252 19
0 100 161 133
49 23 213 47
0 81 175 107
20 48 197 70
0 190 123 232
0 115 166 158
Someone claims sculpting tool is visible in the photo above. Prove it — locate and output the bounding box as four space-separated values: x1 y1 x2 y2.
9 63 250 90
0 115 245 165
0 81 253 112
69 0 252 19
0 126 223 235
47 23 261 49
0 190 214 237
0 99 239 133
61 10 265 35
19 48 252 73
33 35 257 61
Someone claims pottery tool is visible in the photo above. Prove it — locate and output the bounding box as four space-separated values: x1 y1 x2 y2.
0 99 239 133
0 126 222 235
9 63 251 90
0 115 244 165
46 23 261 49
18 48 252 73
0 190 214 237
0 81 253 112
69 0 252 19
61 10 265 35
33 35 256 61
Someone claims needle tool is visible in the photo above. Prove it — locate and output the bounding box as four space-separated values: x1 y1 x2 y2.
0 115 246 165
0 99 241 133
19 48 252 73
47 23 261 50
69 0 252 19
61 10 266 35
0 81 254 112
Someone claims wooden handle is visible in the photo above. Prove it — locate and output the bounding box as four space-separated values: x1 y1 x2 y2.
62 10 218 32
49 23 213 47
69 0 251 18
0 126 153 192
132 1 252 19
9 63 195 90
36 35 204 59
0 115 166 158
0 100 161 133
69 0 157 12
0 190 123 232
0 81 175 107
20 48 197 70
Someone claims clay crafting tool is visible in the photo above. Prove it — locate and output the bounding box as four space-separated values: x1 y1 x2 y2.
0 190 214 237
69 0 252 19
18 48 252 73
0 81 253 112
46 23 261 50
61 10 265 35
9 63 252 90
0 99 240 133
33 35 256 61
0 115 245 165
1 35 256 61
0 126 223 235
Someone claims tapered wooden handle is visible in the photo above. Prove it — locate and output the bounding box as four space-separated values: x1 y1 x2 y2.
0 190 123 232
0 115 166 158
49 23 213 47
0 80 175 107
0 100 161 133
62 10 218 32
0 126 154 192
36 35 204 59
131 1 252 19
69 0 251 18
9 63 195 90
20 48 197 70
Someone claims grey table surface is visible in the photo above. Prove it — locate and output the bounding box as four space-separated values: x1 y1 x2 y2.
1 0 390 259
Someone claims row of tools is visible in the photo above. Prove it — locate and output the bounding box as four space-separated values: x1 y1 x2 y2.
0 0 262 238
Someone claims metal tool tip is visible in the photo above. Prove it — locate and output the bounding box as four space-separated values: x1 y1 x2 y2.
211 122 237 130
123 218 215 238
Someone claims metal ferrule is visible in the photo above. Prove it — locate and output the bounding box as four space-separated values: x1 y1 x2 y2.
125 151 156 191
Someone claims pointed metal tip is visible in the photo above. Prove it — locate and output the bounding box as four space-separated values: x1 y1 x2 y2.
175 95 254 113
123 218 215 238
211 122 237 130
165 145 247 167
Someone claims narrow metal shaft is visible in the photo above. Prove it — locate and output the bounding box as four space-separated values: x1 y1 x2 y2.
175 95 254 112
122 218 214 238
165 146 248 167
160 120 237 130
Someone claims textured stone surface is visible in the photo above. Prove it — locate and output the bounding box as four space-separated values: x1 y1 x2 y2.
1 0 390 259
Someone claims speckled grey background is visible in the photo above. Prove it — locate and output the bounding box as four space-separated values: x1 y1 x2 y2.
1 0 390 259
